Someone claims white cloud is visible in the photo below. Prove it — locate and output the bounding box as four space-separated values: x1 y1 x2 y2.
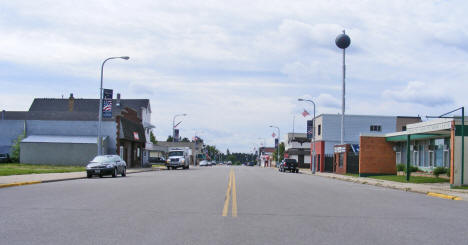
1 0 468 151
383 81 453 107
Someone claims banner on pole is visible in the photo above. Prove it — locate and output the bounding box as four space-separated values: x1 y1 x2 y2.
275 138 279 148
307 120 313 139
102 89 113 118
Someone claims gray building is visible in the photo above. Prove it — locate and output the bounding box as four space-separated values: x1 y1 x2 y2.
0 94 153 167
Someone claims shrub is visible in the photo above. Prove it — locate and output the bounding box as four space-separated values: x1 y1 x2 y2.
409 166 419 172
10 132 25 162
433 167 448 178
396 164 405 171
447 168 451 177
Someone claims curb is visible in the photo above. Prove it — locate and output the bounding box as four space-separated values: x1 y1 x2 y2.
427 192 463 200
299 170 462 201
0 168 158 189
0 181 42 188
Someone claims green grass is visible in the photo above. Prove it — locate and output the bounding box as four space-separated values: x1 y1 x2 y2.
452 186 468 190
152 164 166 168
0 163 85 176
368 175 449 184
344 173 359 177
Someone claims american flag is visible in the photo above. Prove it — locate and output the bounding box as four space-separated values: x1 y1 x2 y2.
103 100 112 111
302 109 310 117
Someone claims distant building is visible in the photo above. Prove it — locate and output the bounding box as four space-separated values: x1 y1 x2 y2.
259 147 275 167
310 114 421 172
285 133 311 168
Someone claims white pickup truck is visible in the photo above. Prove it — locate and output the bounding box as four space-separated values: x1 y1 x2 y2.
166 147 192 170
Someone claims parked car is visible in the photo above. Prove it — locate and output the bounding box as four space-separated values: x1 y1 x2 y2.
86 155 127 178
279 158 299 173
0 153 10 163
149 156 166 163
199 160 209 166
247 162 256 166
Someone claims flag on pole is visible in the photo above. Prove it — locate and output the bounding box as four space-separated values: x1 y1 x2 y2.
173 121 182 128
272 132 276 138
302 109 310 117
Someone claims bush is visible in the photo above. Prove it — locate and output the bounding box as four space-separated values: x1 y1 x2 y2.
433 167 448 178
447 168 451 177
396 164 405 171
10 132 25 162
409 166 419 172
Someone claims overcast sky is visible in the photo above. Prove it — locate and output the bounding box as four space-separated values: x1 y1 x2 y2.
1 1 467 152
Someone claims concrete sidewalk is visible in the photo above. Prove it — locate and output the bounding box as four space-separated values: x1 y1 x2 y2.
299 169 468 201
0 167 161 188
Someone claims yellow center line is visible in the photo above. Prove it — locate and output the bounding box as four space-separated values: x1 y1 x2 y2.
222 169 233 216
231 170 238 217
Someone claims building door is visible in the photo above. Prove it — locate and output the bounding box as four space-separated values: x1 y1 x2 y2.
317 154 321 172
298 154 304 167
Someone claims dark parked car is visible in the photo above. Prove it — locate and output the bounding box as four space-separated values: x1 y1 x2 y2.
86 155 127 178
149 156 166 163
247 162 256 166
0 153 10 163
279 158 298 173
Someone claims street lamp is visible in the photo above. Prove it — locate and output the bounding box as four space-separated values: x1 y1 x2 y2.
257 137 266 166
335 30 351 145
97 56 130 155
269 125 280 167
172 113 187 142
298 98 316 174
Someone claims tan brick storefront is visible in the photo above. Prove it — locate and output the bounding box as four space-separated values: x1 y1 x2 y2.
359 136 396 176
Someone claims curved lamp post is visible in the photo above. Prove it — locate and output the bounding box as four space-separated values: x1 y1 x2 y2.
298 98 316 174
269 125 280 167
98 56 130 155
335 30 351 145
172 113 187 142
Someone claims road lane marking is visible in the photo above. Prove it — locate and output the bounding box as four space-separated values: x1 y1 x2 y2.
222 169 238 217
222 169 233 216
231 170 238 217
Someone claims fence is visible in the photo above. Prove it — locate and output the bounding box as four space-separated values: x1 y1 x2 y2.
324 154 334 172
346 153 359 174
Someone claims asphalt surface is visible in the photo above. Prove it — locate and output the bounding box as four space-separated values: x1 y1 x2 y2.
1 166 468 245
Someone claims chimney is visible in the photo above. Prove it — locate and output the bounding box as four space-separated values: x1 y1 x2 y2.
116 93 121 107
68 93 75 112
1 110 5 120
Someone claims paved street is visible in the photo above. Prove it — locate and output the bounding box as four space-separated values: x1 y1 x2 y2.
1 166 468 245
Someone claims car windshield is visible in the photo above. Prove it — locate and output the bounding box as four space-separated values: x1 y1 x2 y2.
169 151 183 157
285 159 297 163
91 156 112 163
0 154 6 157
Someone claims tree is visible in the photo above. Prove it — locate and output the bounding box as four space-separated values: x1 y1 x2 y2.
181 137 190 142
226 148 230 156
272 142 285 163
150 131 157 144
11 131 25 162
166 135 174 142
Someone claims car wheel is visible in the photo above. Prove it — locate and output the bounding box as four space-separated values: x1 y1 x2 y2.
186 165 190 169
167 166 170 170
99 173 103 178
121 167 126 177
112 168 117 178
87 173 92 178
